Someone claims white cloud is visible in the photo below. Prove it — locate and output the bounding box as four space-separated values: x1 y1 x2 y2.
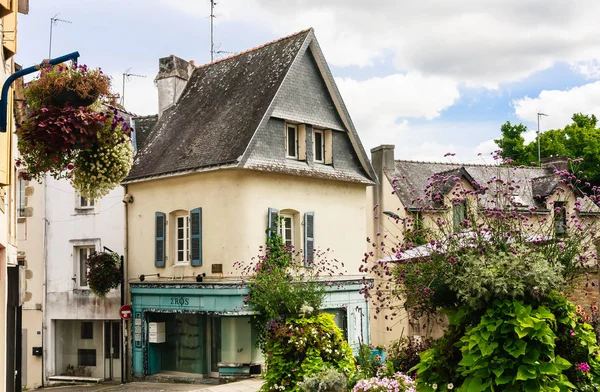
513 81 600 130
161 0 600 87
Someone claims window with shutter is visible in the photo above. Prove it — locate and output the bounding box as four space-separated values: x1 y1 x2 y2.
190 208 202 266
155 212 166 267
304 212 314 267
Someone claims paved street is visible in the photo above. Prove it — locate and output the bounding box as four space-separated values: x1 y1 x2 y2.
39 379 264 392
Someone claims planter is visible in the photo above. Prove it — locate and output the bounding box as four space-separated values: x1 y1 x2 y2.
370 349 386 362
49 88 99 107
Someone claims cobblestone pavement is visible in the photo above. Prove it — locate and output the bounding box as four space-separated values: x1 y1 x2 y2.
39 379 264 392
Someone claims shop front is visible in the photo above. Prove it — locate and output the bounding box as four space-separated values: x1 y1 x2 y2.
130 279 369 379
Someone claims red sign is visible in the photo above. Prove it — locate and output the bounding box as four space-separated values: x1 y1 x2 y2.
119 304 132 320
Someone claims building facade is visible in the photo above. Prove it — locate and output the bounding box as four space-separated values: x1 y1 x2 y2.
124 28 376 379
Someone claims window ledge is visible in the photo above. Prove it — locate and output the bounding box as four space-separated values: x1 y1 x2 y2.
74 208 96 215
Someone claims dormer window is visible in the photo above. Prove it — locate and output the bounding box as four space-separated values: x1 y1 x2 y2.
554 201 567 235
314 130 324 163
286 124 298 158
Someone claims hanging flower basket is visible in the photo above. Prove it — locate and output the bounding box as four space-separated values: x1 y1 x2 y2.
87 251 121 297
16 62 134 198
24 63 111 109
69 109 134 200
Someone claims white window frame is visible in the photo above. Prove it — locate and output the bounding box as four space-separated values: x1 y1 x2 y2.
75 245 96 289
76 194 95 211
175 214 190 265
286 124 298 159
17 177 26 217
280 214 294 249
313 129 324 163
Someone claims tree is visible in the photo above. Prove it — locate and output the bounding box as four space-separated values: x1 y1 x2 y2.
496 113 600 186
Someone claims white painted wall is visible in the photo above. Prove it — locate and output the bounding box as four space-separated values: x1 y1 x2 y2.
38 175 124 378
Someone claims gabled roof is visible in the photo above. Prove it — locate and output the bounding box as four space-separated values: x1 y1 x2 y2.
132 114 158 152
125 29 375 184
390 161 552 211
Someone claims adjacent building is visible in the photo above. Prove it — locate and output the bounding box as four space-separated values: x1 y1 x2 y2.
369 144 600 343
123 28 376 379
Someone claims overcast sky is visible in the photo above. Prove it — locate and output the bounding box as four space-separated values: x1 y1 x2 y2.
17 0 600 163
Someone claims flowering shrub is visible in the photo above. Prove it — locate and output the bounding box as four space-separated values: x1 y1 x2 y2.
86 251 121 297
262 314 354 392
386 336 432 374
24 63 111 109
363 154 600 390
352 372 416 392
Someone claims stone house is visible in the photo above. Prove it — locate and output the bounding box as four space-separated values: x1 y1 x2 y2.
123 28 376 379
368 144 600 344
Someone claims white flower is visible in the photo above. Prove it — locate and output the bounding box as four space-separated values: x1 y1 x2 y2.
432 384 437 390
447 383 454 390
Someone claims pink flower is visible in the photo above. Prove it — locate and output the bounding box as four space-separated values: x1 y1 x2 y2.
577 362 591 373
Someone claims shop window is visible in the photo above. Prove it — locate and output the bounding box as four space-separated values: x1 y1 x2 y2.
78 349 96 367
81 322 93 339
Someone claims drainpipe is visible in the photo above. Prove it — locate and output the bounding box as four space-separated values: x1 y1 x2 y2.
123 184 129 383
41 175 47 387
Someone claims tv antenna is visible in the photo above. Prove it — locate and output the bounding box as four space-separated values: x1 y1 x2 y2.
210 0 216 62
121 68 146 107
49 14 72 58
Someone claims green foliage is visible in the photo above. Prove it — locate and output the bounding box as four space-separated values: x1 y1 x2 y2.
447 246 564 309
496 113 600 185
261 314 355 392
298 368 347 392
386 336 432 374
86 251 121 297
244 230 326 349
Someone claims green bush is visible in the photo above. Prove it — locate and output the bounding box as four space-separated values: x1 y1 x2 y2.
261 314 355 392
386 336 432 374
447 245 564 309
298 368 347 392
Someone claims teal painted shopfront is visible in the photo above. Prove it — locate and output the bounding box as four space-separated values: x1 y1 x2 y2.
130 280 370 378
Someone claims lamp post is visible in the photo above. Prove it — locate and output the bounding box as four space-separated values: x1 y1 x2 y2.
537 112 548 166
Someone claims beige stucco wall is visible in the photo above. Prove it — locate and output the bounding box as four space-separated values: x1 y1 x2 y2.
127 169 367 283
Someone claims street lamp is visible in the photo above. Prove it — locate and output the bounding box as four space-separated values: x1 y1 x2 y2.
537 112 548 166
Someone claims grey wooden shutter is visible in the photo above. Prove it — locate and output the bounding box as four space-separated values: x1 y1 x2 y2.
304 211 314 266
155 212 166 268
267 207 279 237
190 208 202 266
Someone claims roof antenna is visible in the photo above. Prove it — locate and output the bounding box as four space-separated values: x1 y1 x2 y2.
122 68 147 107
210 0 216 62
49 14 72 58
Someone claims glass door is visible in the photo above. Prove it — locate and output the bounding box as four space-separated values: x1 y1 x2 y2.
208 316 221 377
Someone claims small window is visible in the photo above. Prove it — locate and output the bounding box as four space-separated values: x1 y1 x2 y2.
286 124 298 158
280 214 294 248
78 349 96 367
452 201 466 232
554 202 567 235
17 177 26 217
176 215 190 264
314 130 324 163
76 246 95 288
81 322 93 339
77 196 95 210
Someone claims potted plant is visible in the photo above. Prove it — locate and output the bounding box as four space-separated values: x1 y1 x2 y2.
24 63 112 109
86 251 121 297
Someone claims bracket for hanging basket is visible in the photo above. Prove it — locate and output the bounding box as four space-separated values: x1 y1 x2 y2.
0 51 80 132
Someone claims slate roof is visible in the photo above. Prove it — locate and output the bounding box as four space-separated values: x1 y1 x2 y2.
127 30 311 181
132 114 158 152
388 160 600 214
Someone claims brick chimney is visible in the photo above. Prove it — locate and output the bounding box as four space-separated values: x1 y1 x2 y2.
155 55 194 117
541 155 569 172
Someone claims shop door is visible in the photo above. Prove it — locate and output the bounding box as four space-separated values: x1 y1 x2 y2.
104 321 121 380
207 316 221 377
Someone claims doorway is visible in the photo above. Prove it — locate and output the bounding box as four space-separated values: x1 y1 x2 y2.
104 321 121 380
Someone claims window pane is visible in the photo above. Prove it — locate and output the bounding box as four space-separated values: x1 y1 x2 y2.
287 127 296 157
315 132 323 161
79 248 88 287
80 196 87 207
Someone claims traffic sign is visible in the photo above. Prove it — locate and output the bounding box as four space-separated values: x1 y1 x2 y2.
120 304 132 320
